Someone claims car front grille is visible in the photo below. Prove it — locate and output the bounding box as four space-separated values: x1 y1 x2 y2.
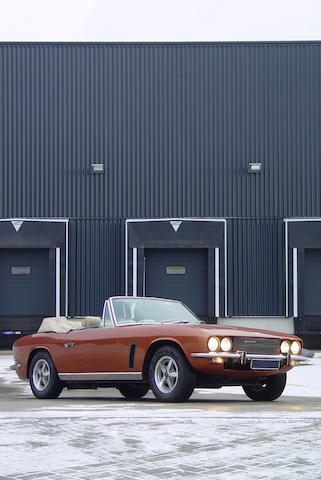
233 337 281 355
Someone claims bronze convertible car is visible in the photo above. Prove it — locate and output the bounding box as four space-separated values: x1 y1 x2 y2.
11 296 305 402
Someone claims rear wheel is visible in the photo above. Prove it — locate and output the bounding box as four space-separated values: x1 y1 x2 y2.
149 346 195 402
118 384 149 399
29 351 63 399
242 373 287 401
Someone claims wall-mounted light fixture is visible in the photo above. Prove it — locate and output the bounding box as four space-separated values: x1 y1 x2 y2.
248 162 262 174
91 163 104 174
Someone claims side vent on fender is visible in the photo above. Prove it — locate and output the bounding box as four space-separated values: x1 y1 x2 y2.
129 342 137 369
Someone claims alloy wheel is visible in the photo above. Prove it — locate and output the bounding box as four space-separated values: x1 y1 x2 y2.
154 355 179 393
32 359 51 391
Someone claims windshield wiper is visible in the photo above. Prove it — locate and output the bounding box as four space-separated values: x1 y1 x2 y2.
161 320 191 324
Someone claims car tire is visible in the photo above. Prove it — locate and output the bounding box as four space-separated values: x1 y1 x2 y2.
149 345 195 403
242 373 287 401
118 384 149 399
29 351 63 399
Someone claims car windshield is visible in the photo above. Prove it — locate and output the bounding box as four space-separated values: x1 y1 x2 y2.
110 298 200 326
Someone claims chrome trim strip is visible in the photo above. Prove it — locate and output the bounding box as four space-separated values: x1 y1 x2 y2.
290 355 307 362
192 353 241 359
191 352 307 362
246 354 289 361
58 372 143 381
109 299 118 327
10 364 21 370
102 299 117 328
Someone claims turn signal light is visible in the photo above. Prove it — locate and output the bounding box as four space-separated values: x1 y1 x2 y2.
214 357 224 364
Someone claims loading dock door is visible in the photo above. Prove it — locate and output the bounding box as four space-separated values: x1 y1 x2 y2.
0 249 49 316
304 249 321 315
145 248 208 318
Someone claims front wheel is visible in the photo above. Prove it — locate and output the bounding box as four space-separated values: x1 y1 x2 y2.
29 351 63 399
242 373 287 401
118 384 149 399
149 346 195 402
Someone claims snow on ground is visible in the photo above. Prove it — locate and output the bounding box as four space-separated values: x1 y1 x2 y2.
0 353 30 394
2 415 321 479
1 351 321 479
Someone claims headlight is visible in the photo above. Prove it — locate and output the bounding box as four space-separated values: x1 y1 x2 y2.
220 337 232 352
280 340 290 354
290 341 301 355
208 336 220 352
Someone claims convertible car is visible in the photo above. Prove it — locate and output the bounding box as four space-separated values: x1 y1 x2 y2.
11 296 306 402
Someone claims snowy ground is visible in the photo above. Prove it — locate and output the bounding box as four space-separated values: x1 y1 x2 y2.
0 351 321 479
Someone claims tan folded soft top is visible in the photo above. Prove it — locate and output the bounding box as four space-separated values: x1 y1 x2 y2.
38 316 101 333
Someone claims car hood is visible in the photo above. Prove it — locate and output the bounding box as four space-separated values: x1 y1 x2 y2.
181 323 299 340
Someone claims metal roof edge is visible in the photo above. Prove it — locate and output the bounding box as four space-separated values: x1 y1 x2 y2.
0 40 320 47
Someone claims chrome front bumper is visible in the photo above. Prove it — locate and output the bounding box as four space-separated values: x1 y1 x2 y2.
191 352 307 366
10 364 21 371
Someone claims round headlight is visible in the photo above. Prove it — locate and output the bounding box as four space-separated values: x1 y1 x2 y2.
208 336 220 352
220 337 232 352
290 341 301 355
280 340 290 354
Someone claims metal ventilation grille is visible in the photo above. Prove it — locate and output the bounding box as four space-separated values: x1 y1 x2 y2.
233 337 280 355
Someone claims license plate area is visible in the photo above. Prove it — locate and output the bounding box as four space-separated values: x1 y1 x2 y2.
250 359 280 370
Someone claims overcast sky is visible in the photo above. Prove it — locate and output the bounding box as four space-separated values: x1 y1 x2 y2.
0 0 320 42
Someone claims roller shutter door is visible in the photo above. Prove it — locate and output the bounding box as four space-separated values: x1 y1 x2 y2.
0 248 49 316
145 248 208 317
304 249 321 315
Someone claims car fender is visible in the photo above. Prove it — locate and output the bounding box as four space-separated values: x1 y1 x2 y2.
142 337 192 379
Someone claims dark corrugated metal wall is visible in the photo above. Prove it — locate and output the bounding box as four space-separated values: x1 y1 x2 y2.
66 217 285 316
68 219 124 316
228 218 284 316
0 42 320 316
0 43 320 219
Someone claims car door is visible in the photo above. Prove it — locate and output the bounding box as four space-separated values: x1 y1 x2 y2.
61 327 119 374
61 300 143 378
62 327 139 376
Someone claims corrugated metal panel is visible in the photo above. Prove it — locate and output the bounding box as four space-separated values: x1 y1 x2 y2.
0 42 320 219
228 218 284 316
0 248 49 315
68 219 125 316
0 42 320 318
145 248 208 316
66 217 284 317
303 249 321 315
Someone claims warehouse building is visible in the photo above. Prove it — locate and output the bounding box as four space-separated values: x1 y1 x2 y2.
0 41 320 346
